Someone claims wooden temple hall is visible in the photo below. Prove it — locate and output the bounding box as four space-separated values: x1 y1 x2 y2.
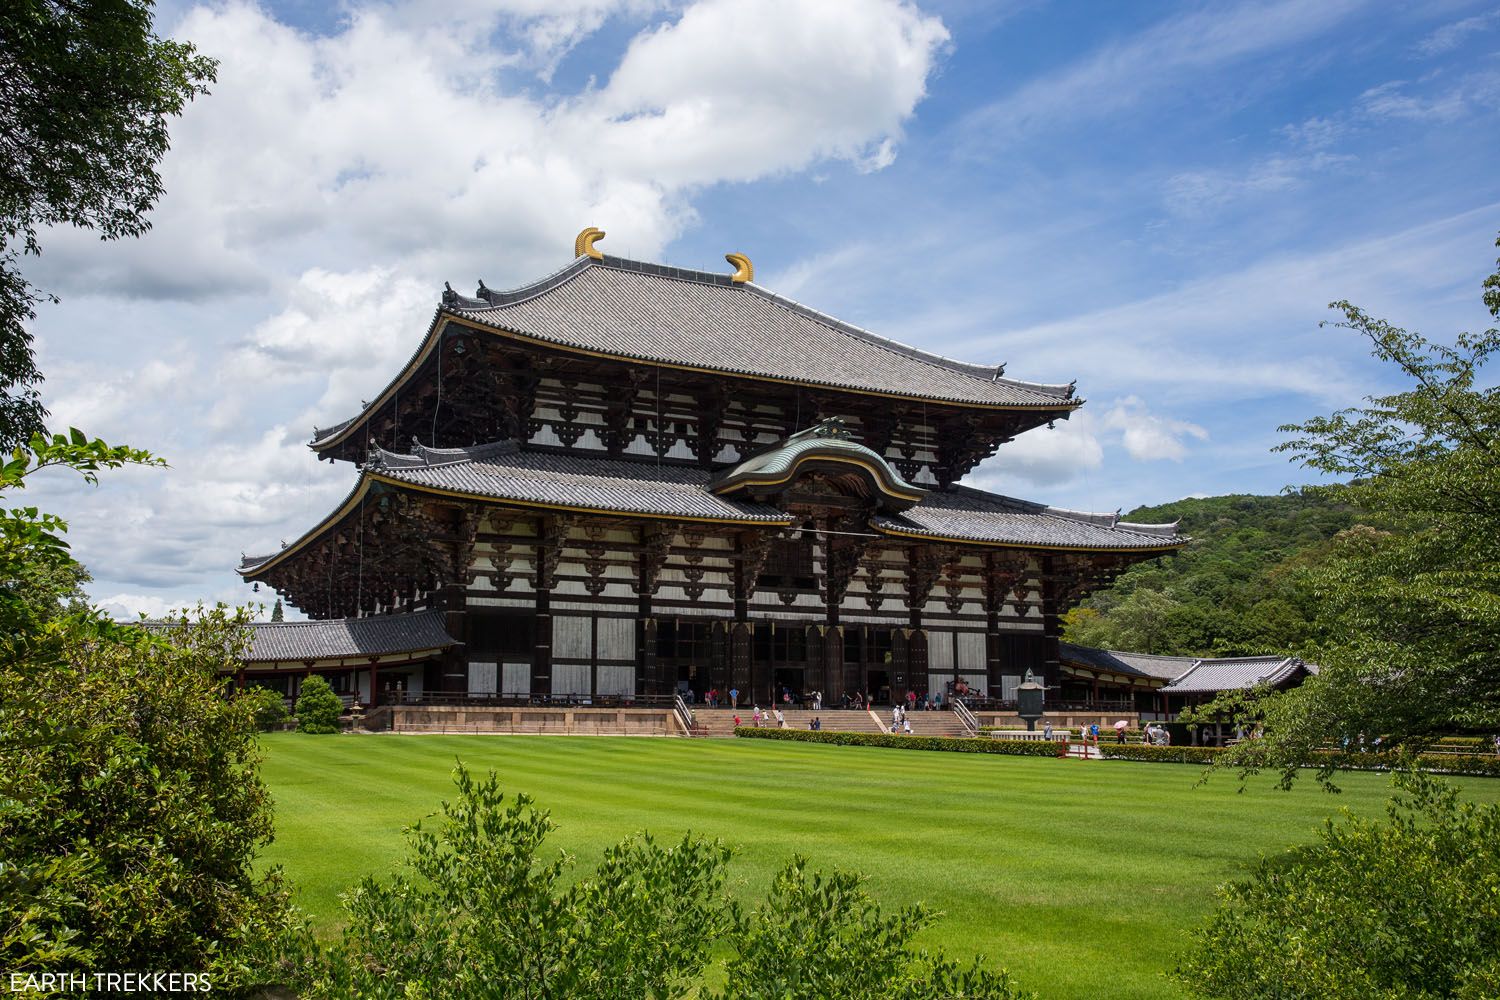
238 228 1185 710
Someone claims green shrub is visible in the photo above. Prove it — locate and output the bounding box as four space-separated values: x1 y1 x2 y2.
295 766 1032 1000
709 857 1030 1000
1099 745 1225 765
0 607 296 989
1176 770 1500 998
734 727 1063 757
295 675 344 734
243 685 289 731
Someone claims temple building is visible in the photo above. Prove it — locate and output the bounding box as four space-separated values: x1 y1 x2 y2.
238 228 1185 709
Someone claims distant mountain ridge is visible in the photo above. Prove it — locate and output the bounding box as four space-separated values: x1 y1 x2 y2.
1062 491 1359 658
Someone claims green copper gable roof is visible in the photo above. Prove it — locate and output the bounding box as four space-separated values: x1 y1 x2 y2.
710 418 925 511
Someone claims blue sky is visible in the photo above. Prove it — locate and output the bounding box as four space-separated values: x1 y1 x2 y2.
22 0 1500 617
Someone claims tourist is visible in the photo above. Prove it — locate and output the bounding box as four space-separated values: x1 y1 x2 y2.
902 717 912 734
1494 734 1500 757
774 707 785 728
729 686 739 709
813 690 822 711
752 706 761 728
892 705 901 729
1089 722 1100 745
734 714 741 728
907 689 917 712
1043 720 1054 740
812 717 822 731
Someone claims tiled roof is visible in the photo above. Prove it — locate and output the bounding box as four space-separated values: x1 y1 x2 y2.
139 611 457 663
1061 642 1310 691
1060 643 1198 680
1164 656 1307 693
872 484 1183 551
243 447 1179 579
371 441 792 524
449 256 1078 408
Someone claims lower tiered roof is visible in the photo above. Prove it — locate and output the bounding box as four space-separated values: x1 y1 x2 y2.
241 440 1183 577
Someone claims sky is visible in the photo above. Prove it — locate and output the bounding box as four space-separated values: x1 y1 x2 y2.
20 0 1500 620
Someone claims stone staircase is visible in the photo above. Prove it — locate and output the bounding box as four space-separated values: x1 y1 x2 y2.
688 707 975 739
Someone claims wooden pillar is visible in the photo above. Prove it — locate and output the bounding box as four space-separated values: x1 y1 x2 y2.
985 607 1003 701
709 621 731 695
370 661 380 708
890 629 909 703
235 667 246 691
637 605 657 697
820 626 842 703
908 628 928 701
843 626 865 703
533 588 552 698
1040 556 1063 692
440 582 467 694
730 622 752 697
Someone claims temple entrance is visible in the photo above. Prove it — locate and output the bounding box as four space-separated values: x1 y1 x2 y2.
772 667 805 706
865 668 891 705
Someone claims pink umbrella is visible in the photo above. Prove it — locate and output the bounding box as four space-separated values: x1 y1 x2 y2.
1113 719 1129 730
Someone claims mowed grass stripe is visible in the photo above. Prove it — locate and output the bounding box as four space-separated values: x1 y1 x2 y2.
257 733 1500 1000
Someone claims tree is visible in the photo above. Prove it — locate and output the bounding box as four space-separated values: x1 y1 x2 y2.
295 674 344 733
243 684 289 731
0 606 297 988
271 597 284 622
307 766 735 1000
1 432 296 987
296 767 1032 1000
1061 492 1355 658
711 859 1030 1000
0 428 161 634
1176 770 1500 999
1215 235 1500 784
0 1 217 448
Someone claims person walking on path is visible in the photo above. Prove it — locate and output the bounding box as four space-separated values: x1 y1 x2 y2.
752 706 761 728
774 707 785 728
1043 720 1054 741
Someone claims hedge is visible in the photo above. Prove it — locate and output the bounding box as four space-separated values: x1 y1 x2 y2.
733 727 1064 757
1099 743 1500 777
1097 744 1224 765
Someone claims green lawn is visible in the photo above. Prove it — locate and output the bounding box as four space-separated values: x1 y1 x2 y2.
258 733 1500 998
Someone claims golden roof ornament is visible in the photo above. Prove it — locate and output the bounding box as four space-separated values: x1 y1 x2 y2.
725 252 753 283
574 226 605 260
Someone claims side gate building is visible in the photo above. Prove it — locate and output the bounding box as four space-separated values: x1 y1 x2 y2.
238 229 1184 710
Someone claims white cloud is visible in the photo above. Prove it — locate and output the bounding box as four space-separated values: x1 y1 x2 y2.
22 0 951 612
941 203 1500 409
31 0 948 304
961 0 1367 137
965 413 1103 491
1101 396 1208 461
1163 151 1355 219
1415 9 1500 57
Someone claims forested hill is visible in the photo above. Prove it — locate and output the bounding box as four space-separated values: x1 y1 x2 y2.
1062 491 1359 658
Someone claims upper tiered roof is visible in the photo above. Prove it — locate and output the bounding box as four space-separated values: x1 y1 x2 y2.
311 246 1079 452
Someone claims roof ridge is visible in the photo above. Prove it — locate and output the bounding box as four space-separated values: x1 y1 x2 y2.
739 280 1076 396
941 483 1182 539
465 253 1077 396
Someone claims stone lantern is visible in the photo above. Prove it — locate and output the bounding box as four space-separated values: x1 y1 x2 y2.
1017 669 1045 732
